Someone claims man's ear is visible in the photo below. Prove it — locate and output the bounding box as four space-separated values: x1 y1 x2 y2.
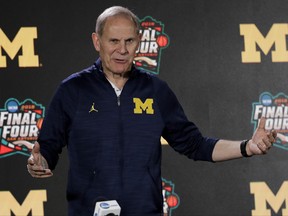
92 32 100 51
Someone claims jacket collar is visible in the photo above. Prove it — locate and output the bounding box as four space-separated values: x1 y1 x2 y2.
94 58 138 78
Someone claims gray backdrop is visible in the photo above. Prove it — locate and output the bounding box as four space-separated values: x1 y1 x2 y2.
0 0 287 215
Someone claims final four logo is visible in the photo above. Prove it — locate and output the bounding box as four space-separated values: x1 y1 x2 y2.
162 178 180 216
0 98 45 158
135 16 170 74
252 92 288 150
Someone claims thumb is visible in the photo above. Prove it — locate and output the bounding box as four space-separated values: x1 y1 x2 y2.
30 141 41 165
33 141 41 154
258 117 266 130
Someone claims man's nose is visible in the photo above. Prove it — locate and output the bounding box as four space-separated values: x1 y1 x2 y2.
118 41 128 54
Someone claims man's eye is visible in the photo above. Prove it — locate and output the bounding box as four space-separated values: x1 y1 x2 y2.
126 39 133 44
110 39 119 44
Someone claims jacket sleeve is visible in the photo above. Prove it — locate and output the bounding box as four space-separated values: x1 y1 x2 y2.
154 78 218 162
38 77 78 170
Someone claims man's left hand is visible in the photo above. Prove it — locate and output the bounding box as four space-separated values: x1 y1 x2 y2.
248 117 277 155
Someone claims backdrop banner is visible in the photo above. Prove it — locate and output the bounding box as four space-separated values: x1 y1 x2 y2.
1 1 288 215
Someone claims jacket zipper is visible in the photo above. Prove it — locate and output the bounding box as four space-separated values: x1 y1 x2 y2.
117 95 121 106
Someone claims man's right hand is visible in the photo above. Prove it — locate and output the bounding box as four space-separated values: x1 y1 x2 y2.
27 142 53 178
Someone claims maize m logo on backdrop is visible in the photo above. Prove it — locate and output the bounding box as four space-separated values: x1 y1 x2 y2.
0 27 39 67
0 190 47 216
240 23 288 63
251 181 288 216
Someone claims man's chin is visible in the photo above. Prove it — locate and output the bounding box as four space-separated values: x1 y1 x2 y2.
113 66 131 74
104 64 132 76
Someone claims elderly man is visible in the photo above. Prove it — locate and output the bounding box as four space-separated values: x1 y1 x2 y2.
27 6 277 216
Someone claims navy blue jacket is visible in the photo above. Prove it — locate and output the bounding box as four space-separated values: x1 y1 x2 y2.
38 59 218 216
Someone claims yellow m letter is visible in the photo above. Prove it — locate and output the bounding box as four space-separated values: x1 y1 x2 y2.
133 98 154 114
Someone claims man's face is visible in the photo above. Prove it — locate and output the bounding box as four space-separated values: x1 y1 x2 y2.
92 16 140 75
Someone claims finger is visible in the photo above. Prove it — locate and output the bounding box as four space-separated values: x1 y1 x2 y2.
258 117 266 130
30 142 43 166
263 138 272 149
34 169 53 178
34 169 52 175
272 130 277 139
257 142 268 154
27 165 53 178
27 163 46 172
33 174 53 178
27 164 44 174
30 171 53 178
267 131 276 143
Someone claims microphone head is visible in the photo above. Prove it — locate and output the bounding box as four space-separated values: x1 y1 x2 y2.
93 200 121 216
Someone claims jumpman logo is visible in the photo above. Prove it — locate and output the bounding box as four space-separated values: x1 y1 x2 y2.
89 103 98 113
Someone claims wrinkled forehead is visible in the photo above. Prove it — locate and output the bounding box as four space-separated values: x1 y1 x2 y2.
101 15 139 35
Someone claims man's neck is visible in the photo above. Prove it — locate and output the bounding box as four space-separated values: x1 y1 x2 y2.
104 72 129 90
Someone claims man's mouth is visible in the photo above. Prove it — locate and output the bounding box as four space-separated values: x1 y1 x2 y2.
114 58 127 63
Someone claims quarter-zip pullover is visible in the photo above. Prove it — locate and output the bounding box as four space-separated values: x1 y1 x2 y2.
38 58 218 216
